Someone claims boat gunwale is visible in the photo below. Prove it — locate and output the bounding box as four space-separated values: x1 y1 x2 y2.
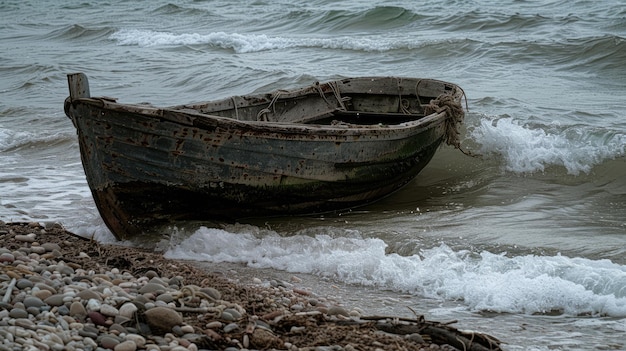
66 96 449 137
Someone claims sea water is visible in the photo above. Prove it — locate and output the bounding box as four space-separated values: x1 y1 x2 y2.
1 1 625 349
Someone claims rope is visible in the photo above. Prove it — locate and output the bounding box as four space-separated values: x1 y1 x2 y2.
398 78 411 114
231 96 239 120
315 82 333 107
316 81 349 111
256 91 284 121
329 81 348 111
424 93 476 157
414 80 424 110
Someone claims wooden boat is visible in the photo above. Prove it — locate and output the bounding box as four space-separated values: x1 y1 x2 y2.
64 73 465 240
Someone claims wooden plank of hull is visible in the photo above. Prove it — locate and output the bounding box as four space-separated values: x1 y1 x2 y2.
65 74 461 239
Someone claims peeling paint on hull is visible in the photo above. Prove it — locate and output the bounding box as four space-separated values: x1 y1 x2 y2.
65 73 464 239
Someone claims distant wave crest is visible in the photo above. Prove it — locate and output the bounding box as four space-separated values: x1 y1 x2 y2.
109 28 431 53
285 6 422 32
45 24 116 41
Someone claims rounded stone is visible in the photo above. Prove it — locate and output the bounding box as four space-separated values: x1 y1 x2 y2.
118 302 138 319
14 318 35 329
405 333 425 343
144 270 159 279
133 295 149 304
32 289 53 301
47 249 63 258
199 287 221 300
26 306 41 316
78 329 99 339
138 283 166 295
114 340 137 351
223 323 239 333
77 289 102 301
88 311 108 326
155 294 174 303
172 325 184 336
290 303 304 311
148 277 167 286
43 294 65 307
58 266 75 276
168 277 182 287
6 271 21 280
0 253 15 263
86 298 101 312
70 301 87 317
220 311 234 321
83 325 100 334
99 304 120 317
327 306 349 317
41 242 62 252
30 246 46 254
9 308 28 318
23 296 46 309
100 335 121 349
223 308 241 319
34 283 56 294
110 323 128 334
206 321 222 329
16 278 33 289
56 304 70 316
83 336 98 349
143 307 182 332
15 234 36 243
180 325 194 334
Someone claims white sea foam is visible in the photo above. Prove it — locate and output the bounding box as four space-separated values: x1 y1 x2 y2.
165 226 626 317
0 128 30 152
109 28 418 53
470 117 626 174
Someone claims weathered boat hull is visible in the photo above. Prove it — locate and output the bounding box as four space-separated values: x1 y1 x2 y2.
65 73 464 239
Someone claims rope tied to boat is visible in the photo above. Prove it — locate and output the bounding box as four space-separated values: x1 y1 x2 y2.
424 93 474 156
316 81 349 111
329 81 349 111
257 90 287 121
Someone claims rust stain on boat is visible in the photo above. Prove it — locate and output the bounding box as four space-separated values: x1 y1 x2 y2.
65 73 465 240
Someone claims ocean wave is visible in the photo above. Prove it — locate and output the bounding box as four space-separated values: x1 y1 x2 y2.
151 3 215 17
165 227 626 317
431 11 557 33
504 35 626 74
44 24 116 41
559 35 626 73
469 117 626 175
0 128 73 153
281 6 422 32
108 28 468 53
424 1 624 34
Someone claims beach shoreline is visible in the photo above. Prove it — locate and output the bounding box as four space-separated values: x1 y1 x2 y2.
0 220 501 350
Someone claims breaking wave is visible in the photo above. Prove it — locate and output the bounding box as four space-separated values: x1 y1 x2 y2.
469 117 626 175
165 227 626 317
109 28 453 53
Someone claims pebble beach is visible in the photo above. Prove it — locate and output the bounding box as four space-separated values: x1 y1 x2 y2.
0 221 502 351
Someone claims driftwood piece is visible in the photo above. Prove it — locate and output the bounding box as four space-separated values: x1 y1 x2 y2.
362 315 502 351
